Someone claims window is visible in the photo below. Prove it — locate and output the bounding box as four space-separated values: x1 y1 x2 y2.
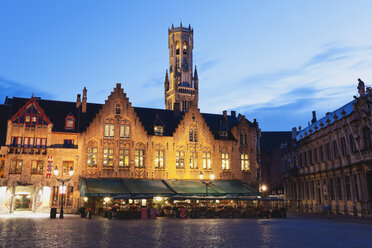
9 160 22 174
176 151 185 169
303 152 307 166
183 41 187 55
62 161 73 175
87 147 97 167
240 133 248 145
220 131 228 139
308 150 313 165
176 42 180 55
155 150 165 169
341 137 347 156
202 152 211 169
119 149 130 168
329 178 335 200
326 143 331 160
354 174 359 201
345 175 351 201
333 140 339 158
221 153 230 170
337 177 342 200
103 148 114 167
11 137 22 147
154 126 164 136
135 149 145 168
31 160 43 174
189 128 198 142
241 153 249 171
35 138 47 148
104 124 115 138
299 153 303 167
349 134 356 153
189 151 198 169
120 125 130 139
313 148 318 164
319 146 324 161
63 139 74 148
363 126 371 150
115 104 121 115
65 115 74 129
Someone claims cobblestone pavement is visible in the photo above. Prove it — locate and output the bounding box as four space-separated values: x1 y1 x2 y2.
0 215 371 248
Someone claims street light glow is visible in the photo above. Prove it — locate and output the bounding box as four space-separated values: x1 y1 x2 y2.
199 171 204 180
69 166 74 176
210 173 215 180
53 166 59 176
261 185 267 192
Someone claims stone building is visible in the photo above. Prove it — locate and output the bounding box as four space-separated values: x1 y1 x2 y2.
283 79 372 217
0 24 260 214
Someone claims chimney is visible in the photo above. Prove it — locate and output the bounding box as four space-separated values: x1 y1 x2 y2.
291 127 297 140
311 111 317 124
222 110 228 126
231 110 236 118
76 94 81 108
173 102 180 116
82 87 87 113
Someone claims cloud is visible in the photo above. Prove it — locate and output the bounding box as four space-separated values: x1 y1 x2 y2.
200 43 372 130
0 76 54 102
198 59 221 72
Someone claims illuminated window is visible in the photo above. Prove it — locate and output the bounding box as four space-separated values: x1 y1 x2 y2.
87 147 97 167
189 128 197 142
176 42 180 55
65 115 74 129
10 160 22 174
222 153 230 170
203 152 211 169
241 153 249 171
115 104 121 115
154 126 164 136
62 161 73 175
120 125 130 138
189 151 198 169
155 150 165 169
176 151 185 169
183 42 187 55
135 149 145 168
104 124 115 138
11 137 22 147
119 149 130 168
103 148 114 167
31 160 43 174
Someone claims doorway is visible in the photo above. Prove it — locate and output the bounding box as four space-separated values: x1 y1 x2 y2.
14 194 31 211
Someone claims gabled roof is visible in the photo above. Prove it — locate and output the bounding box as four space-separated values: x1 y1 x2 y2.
4 97 254 139
5 97 102 133
0 104 11 146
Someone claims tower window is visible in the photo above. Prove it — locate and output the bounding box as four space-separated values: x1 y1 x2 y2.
176 42 180 55
115 104 121 115
183 42 187 55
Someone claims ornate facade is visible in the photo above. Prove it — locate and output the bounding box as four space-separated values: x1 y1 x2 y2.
283 79 372 217
0 25 260 214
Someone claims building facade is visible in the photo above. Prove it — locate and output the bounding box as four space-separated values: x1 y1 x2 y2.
283 79 372 217
0 25 260 214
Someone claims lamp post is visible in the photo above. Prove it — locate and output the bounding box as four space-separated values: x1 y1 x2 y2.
260 184 268 198
54 165 74 218
199 171 215 196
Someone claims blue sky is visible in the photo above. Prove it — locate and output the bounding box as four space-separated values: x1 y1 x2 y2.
1 0 372 131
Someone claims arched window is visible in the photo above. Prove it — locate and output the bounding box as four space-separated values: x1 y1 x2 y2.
183 42 187 55
65 114 75 129
176 42 180 55
363 126 371 150
115 104 121 115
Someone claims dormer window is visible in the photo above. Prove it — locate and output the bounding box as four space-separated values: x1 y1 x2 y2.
154 126 164 136
220 131 228 139
115 104 121 115
65 115 75 129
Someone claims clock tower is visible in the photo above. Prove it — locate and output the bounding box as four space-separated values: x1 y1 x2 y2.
164 23 198 111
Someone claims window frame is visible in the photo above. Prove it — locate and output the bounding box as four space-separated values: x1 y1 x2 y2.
154 149 165 169
31 160 44 175
9 160 22 174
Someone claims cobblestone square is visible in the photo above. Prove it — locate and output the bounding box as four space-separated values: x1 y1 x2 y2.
0 215 371 248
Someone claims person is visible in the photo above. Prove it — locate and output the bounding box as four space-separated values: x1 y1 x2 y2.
111 205 118 220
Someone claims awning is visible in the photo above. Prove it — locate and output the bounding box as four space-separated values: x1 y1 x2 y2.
80 178 259 198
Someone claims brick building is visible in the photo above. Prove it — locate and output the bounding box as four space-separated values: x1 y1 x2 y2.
0 25 260 214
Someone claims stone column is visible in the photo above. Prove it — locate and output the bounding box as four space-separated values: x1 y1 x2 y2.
10 186 15 213
32 186 38 212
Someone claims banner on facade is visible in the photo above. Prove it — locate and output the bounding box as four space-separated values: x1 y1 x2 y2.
47 156 53 178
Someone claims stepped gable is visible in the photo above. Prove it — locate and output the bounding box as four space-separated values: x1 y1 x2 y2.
201 113 240 140
0 104 11 146
5 97 102 133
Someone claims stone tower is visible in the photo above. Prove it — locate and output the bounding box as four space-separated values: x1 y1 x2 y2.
164 23 198 111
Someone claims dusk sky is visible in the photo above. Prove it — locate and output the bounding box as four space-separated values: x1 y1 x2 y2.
1 0 372 131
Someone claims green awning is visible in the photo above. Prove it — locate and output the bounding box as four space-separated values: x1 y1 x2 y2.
80 178 259 197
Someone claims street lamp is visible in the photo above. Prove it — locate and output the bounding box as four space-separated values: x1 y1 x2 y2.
199 171 214 196
54 165 74 218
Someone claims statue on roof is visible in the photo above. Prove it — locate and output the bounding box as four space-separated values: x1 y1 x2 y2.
358 78 365 97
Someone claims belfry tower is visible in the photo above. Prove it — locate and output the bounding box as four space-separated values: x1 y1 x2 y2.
164 23 198 111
